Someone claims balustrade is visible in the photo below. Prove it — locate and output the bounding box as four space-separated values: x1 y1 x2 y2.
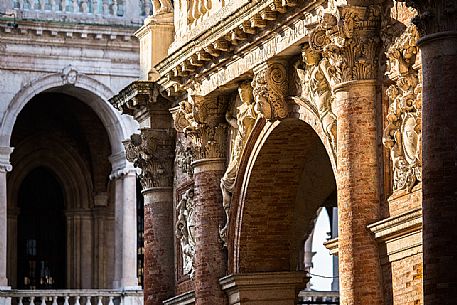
12 0 125 17
0 289 143 305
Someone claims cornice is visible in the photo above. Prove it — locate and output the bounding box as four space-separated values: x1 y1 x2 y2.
155 0 319 97
0 19 139 47
109 80 156 117
368 208 422 242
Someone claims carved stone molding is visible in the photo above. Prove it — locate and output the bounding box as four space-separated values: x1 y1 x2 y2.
294 45 337 159
252 60 289 121
110 81 158 117
176 186 196 279
398 0 457 36
171 95 229 160
383 25 422 193
219 81 257 246
124 128 175 189
309 4 381 84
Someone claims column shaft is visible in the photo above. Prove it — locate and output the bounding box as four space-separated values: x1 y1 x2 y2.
419 32 457 305
0 169 8 287
142 187 174 305
193 159 227 305
335 81 383 305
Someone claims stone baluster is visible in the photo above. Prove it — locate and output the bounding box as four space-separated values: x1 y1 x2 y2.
308 5 383 305
111 0 117 16
72 0 78 13
64 296 69 305
18 297 23 305
30 297 35 305
124 128 175 305
75 296 80 305
61 0 67 12
40 297 45 305
397 1 457 304
52 296 58 305
39 0 45 10
108 296 114 305
85 296 91 305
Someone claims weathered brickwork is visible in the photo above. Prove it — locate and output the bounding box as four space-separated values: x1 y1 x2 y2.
193 163 227 305
143 191 174 305
387 187 422 217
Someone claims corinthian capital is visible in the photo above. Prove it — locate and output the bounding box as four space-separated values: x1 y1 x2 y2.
171 95 229 160
124 128 175 189
399 0 457 36
252 60 289 120
309 4 381 84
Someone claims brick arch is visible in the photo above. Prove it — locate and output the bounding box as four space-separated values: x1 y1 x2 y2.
229 118 336 274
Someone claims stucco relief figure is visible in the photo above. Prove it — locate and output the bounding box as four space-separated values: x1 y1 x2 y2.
383 25 422 192
175 187 196 278
298 45 337 153
150 0 173 15
219 82 257 245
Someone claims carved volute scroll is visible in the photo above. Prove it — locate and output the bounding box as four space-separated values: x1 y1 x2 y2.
383 25 422 192
219 81 257 246
124 128 175 190
309 4 382 85
294 44 337 159
171 94 229 161
175 186 196 278
252 60 289 121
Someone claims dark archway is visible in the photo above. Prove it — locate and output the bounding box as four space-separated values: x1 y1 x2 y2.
17 167 66 289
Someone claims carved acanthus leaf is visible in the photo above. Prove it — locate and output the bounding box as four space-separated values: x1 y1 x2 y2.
124 128 175 189
309 5 381 84
383 25 422 193
171 95 229 160
252 61 289 121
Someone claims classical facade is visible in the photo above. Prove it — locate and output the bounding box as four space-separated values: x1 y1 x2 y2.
112 0 457 305
0 0 152 304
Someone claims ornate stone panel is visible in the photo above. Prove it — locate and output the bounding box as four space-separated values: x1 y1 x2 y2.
176 186 196 279
124 128 175 189
383 25 422 192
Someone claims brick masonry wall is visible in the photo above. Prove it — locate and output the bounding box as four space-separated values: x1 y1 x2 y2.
382 254 423 305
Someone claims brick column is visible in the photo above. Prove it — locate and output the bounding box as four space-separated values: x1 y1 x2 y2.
172 94 229 305
124 129 175 305
405 1 457 303
308 5 383 305
193 158 227 305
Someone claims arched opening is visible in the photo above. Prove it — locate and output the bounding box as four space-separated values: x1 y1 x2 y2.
231 118 338 302
7 90 114 289
17 167 66 289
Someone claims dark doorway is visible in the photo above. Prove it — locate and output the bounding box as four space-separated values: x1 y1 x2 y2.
17 167 66 289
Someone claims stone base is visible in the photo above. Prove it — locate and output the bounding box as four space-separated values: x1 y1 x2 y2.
219 272 308 305
0 286 11 305
163 291 195 305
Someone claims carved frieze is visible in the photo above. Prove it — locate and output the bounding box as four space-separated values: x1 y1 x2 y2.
309 5 381 84
252 60 289 120
176 140 194 177
176 186 196 279
219 81 257 246
124 128 175 189
171 95 229 161
294 44 337 158
383 25 422 192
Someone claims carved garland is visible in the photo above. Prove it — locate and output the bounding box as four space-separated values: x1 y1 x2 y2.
383 25 422 192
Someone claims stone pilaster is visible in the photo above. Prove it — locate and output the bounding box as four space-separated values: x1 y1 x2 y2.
0 147 12 288
124 128 175 305
172 94 229 305
309 5 383 305
399 1 457 304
